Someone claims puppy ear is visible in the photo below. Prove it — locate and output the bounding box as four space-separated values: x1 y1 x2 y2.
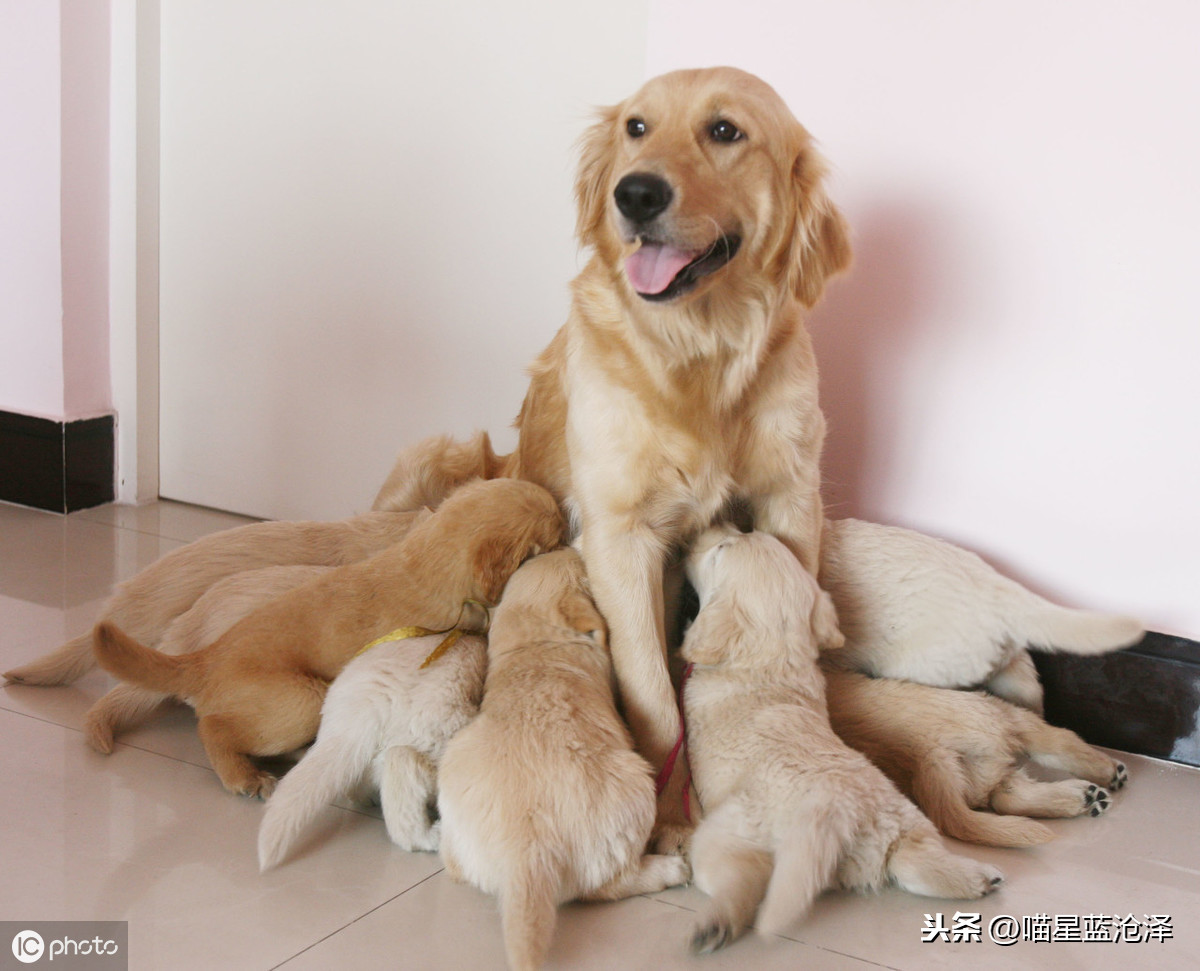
562 594 608 646
574 105 620 245
810 588 845 650
787 146 852 307
473 535 533 603
680 601 754 666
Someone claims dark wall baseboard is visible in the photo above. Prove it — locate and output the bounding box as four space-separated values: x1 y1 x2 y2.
0 410 115 513
1035 631 1200 769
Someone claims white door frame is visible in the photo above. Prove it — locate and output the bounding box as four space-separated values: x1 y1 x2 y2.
109 0 159 505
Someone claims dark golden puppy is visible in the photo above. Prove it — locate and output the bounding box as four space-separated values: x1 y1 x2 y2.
94 479 565 797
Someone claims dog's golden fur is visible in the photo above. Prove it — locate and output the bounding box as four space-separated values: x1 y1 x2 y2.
3 509 430 688
437 549 689 971
682 526 1001 951
93 479 565 797
84 564 332 754
376 68 851 841
822 666 1128 847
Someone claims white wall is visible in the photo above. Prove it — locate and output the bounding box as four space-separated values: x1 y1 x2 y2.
157 0 650 521
0 0 64 418
0 0 112 424
648 0 1200 635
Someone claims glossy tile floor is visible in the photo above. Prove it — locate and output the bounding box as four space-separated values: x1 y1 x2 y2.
2 499 1198 970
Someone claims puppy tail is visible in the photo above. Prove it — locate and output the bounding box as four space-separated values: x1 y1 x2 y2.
913 757 1054 849
755 802 852 937
371 430 513 512
92 622 202 698
3 633 95 686
500 859 561 971
258 732 374 870
1019 604 1144 657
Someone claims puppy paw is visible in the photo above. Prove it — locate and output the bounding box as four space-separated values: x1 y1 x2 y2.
1109 762 1129 791
84 721 115 755
650 822 693 857
236 771 278 800
979 864 1005 896
403 822 440 854
1084 785 1111 817
691 918 735 954
655 853 692 889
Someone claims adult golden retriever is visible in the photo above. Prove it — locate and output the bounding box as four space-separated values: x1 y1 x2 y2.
375 67 851 844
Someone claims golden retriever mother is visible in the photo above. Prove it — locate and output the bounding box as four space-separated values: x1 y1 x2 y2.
377 67 851 846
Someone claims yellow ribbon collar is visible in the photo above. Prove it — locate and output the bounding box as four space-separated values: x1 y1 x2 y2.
354 599 490 669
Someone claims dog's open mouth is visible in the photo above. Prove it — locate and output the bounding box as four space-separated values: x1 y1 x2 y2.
625 234 742 301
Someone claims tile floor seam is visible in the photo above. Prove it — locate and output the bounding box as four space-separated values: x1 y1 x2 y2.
267 866 447 970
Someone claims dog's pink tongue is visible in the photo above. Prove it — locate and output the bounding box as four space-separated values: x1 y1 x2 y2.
625 242 694 295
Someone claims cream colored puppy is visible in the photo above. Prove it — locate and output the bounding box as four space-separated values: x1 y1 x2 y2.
683 526 1002 953
821 518 1144 712
437 549 690 971
822 665 1128 847
258 631 487 869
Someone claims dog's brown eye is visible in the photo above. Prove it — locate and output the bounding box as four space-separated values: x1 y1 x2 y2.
626 117 647 138
710 120 742 143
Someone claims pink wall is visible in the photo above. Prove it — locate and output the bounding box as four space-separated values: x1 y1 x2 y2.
0 0 111 422
0 0 64 418
646 0 1200 635
61 0 112 419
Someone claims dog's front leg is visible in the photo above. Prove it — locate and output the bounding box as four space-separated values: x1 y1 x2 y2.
580 519 692 852
751 485 825 577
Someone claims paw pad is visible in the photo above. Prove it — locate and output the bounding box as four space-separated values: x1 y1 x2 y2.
1085 787 1111 816
1110 763 1129 790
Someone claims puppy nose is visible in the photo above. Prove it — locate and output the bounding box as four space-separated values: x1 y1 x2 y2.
614 173 673 224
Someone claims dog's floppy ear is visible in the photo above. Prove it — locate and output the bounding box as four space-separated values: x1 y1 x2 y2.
680 600 755 666
810 588 845 651
561 592 608 646
574 105 621 246
473 533 538 604
787 145 852 308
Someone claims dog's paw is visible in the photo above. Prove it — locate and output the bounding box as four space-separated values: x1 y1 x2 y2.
403 822 441 854
1109 763 1128 791
691 918 735 955
237 771 278 800
977 864 1005 896
650 822 693 857
1084 785 1111 817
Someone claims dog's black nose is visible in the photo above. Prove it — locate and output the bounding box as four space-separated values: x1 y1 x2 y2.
614 173 673 224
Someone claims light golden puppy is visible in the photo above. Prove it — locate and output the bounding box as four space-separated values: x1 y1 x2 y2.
437 549 690 971
3 509 429 688
377 67 852 843
85 564 332 754
820 517 1143 712
683 526 1001 953
822 666 1128 847
93 479 564 798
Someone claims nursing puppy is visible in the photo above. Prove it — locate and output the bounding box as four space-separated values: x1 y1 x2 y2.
823 666 1128 848
93 479 564 797
821 518 1144 712
437 549 690 971
258 630 487 869
378 68 852 843
4 508 429 687
683 526 1001 953
86 564 331 754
